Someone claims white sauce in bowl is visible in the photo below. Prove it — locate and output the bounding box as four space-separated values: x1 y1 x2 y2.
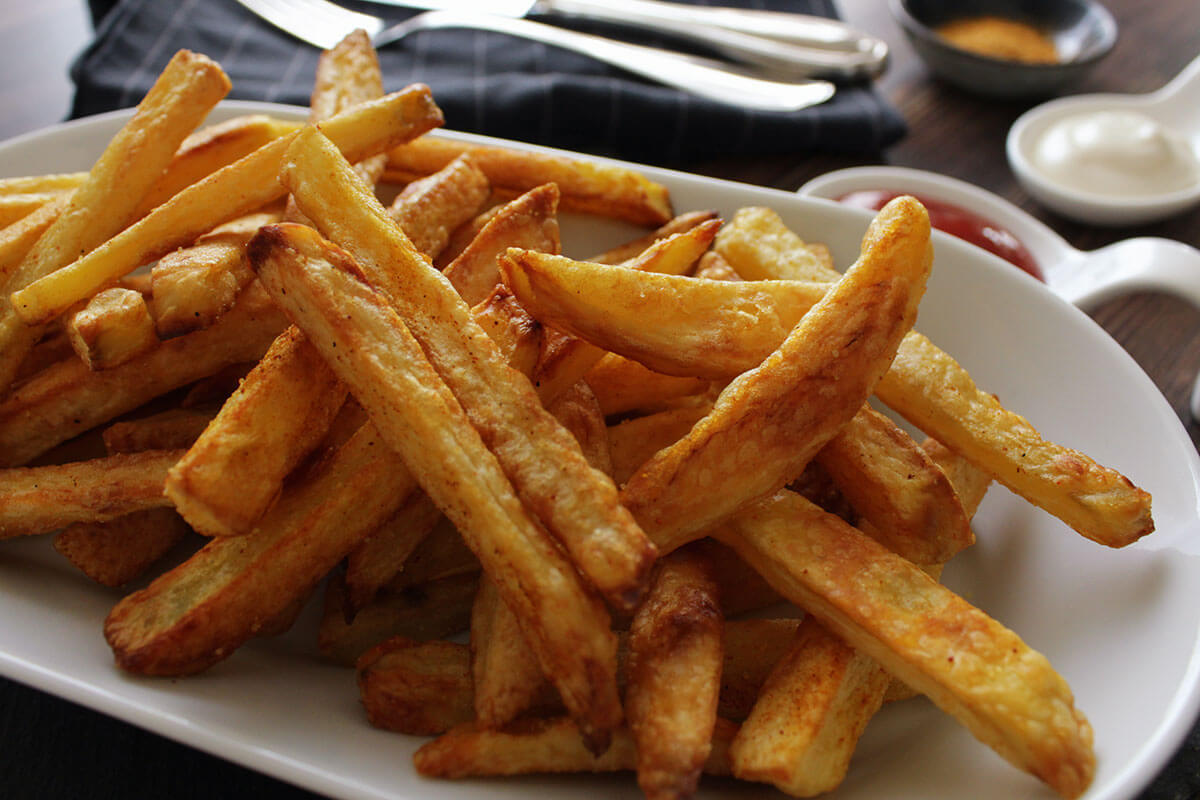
1032 110 1200 196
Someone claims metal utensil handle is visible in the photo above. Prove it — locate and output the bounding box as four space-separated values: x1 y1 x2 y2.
383 11 835 112
539 0 886 80
540 0 878 51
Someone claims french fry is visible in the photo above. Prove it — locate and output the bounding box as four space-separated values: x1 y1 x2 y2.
470 286 544 378
280 128 655 616
626 545 723 800
343 490 442 614
586 354 710 419
0 50 231 392
470 574 546 729
386 135 673 225
714 206 837 281
388 154 491 259
443 183 561 306
719 490 1095 799
607 404 711 486
413 717 737 779
547 378 612 476
10 84 444 326
434 204 500 269
248 220 622 750
66 287 158 370
0 195 68 286
0 191 68 228
0 449 182 538
590 210 720 266
386 516 479 590
102 407 217 454
0 172 87 196
150 210 279 338
53 507 191 588
621 197 932 554
0 282 287 467
13 325 75 385
105 421 415 676
320 571 479 666
729 616 890 797
691 250 742 281
498 249 827 380
164 326 348 537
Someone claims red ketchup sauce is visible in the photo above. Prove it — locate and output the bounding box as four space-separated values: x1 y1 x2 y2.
836 190 1044 281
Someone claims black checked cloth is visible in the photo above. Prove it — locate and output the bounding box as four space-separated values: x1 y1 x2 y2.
71 0 905 165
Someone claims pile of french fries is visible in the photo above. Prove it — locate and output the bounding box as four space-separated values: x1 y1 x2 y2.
0 33 1156 800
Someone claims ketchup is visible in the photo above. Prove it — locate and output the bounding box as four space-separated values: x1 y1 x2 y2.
836 190 1044 281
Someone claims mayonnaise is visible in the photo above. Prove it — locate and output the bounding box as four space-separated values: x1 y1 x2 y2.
1032 109 1200 196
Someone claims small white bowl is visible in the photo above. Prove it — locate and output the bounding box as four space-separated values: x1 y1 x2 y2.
1006 54 1200 226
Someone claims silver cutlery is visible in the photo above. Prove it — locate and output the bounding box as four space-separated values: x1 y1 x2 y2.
234 0 837 111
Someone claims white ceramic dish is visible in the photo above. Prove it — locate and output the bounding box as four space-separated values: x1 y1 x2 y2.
3 102 1200 800
798 165 1200 422
1007 53 1200 226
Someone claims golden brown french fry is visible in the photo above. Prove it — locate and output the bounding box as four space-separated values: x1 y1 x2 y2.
922 435 993 517
719 490 1095 800
12 325 76 385
164 326 348 537
471 574 546 729
498 250 828 380
248 220 622 751
413 717 737 779
547 378 612 476
729 616 890 797
585 353 710 419
626 545 723 800
386 135 673 225
607 404 711 486
470 286 544 377
714 206 837 281
388 154 491 259
622 198 932 554
150 210 278 338
320 572 479 666
434 204 500 269
443 183 561 306
691 250 742 281
0 282 287 467
280 128 655 616
53 507 191 588
66 287 158 370
11 84 443 327
358 637 481 737
0 195 68 286
0 173 87 196
0 192 68 228
816 405 973 566
0 50 231 393
102 408 217 454
343 490 442 614
386 517 479 590
0 449 182 538
590 210 719 266
105 422 414 676
877 332 1153 547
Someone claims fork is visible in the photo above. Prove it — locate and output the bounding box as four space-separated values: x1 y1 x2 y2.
234 0 836 112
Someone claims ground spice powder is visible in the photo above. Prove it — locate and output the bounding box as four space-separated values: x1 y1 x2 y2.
935 16 1059 63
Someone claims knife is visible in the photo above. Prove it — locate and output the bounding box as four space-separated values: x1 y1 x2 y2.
355 0 889 80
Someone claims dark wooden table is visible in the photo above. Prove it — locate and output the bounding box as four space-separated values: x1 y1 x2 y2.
1 1 1198 798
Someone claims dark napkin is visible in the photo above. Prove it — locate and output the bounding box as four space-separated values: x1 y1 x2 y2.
71 0 905 165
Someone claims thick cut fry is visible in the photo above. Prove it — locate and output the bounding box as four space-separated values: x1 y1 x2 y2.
729 617 890 797
105 423 412 676
0 283 287 467
0 449 182 538
280 128 655 615
150 210 278 338
102 408 217 454
586 353 710 419
66 287 158 370
607 404 711 486
358 638 481 737
0 172 87 196
547 378 612 476
343 490 442 614
715 206 836 281
248 221 622 751
0 50 231 392
11 84 443 326
320 572 478 666
53 507 191 587
386 135 673 225
0 195 68 286
590 210 719 266
692 250 743 281
621 197 932 554
13 325 75 385
816 405 973 565
443 183 561 306
471 574 545 729
471 286 544 378
413 718 737 779
164 326 348 537
499 251 828 380
626 546 723 800
719 490 1095 800
876 332 1153 547
0 192 68 228
388 154 491 259
386 518 479 590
